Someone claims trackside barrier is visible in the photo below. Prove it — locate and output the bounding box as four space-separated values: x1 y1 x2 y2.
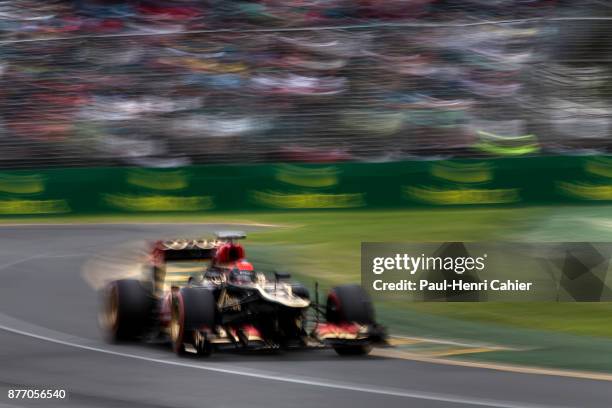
0 156 611 216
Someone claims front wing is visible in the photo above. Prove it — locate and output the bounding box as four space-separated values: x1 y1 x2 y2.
312 322 388 348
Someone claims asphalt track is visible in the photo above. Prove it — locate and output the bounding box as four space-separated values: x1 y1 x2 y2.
0 224 610 408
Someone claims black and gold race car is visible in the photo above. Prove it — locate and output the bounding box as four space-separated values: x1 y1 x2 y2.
100 232 387 356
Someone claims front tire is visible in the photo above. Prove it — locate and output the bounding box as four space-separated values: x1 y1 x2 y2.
326 284 375 356
334 344 372 356
171 287 216 357
326 284 375 324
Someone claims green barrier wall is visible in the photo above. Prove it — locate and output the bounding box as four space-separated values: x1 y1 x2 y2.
1 156 612 216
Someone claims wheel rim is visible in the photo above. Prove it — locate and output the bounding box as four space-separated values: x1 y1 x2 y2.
105 286 119 331
170 301 181 345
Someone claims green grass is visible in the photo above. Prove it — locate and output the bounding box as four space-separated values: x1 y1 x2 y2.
245 208 543 282
406 302 612 338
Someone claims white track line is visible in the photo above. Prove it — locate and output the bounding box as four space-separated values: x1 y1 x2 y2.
0 323 559 408
0 255 42 271
0 253 87 272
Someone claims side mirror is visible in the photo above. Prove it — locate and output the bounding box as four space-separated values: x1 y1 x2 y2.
274 272 291 281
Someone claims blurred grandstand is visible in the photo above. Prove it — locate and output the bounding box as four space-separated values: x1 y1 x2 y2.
0 0 611 168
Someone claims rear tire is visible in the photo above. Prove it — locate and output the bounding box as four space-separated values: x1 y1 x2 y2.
171 287 216 357
101 279 154 342
326 284 375 356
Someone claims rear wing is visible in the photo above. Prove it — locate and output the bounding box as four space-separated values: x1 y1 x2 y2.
150 231 246 263
148 233 246 292
152 240 218 263
150 239 218 292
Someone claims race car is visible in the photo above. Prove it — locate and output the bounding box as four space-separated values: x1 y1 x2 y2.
99 231 386 356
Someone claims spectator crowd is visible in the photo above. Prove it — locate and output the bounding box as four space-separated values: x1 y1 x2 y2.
0 0 610 167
